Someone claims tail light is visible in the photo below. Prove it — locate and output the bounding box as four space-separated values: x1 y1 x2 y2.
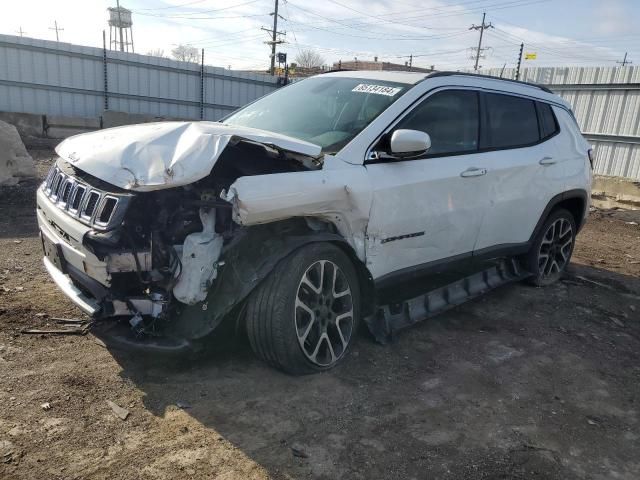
587 147 594 170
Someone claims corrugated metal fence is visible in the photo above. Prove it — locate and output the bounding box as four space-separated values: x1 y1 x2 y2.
1 34 638 181
482 66 640 181
0 34 278 121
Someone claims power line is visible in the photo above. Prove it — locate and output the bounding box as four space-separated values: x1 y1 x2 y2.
282 0 302 56
469 12 493 70
487 14 632 63
285 16 472 42
133 0 262 17
136 0 208 11
288 0 549 33
488 28 620 63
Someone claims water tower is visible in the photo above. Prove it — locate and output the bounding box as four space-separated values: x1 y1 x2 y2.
108 3 134 53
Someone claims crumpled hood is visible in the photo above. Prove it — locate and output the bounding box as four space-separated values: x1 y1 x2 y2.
55 121 322 191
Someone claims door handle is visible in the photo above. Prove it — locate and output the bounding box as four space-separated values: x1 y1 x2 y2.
460 167 487 178
539 156 557 166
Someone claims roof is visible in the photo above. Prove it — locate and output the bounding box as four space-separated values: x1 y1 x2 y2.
321 69 568 107
322 70 431 85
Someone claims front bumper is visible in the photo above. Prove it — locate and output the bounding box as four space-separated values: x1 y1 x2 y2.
43 256 100 316
37 186 167 319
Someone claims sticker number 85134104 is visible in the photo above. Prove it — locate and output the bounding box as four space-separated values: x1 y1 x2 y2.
352 84 402 96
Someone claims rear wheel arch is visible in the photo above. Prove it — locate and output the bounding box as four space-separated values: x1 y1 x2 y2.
554 195 587 232
529 189 588 244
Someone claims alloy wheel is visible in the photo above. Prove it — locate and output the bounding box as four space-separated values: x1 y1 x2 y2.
294 260 354 367
538 217 574 278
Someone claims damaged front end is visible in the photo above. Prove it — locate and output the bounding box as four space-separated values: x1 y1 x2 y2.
37 122 327 352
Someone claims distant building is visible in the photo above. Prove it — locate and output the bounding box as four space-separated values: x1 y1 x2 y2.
332 59 434 73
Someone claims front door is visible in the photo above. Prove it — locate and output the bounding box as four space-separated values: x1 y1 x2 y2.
364 89 489 283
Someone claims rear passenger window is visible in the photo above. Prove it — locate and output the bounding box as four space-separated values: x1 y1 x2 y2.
484 93 539 149
537 102 559 139
397 90 479 156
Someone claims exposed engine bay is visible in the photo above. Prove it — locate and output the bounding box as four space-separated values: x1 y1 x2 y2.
38 132 337 348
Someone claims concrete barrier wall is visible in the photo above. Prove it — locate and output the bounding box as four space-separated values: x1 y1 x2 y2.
0 110 177 148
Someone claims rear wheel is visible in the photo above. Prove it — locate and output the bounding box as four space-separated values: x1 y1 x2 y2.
525 208 576 286
245 243 360 375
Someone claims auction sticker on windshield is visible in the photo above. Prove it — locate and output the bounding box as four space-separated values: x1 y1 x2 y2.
352 84 402 96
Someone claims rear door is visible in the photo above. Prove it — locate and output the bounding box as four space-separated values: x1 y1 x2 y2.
473 93 565 255
365 89 490 283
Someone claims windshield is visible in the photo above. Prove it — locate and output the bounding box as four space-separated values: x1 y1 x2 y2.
223 76 410 153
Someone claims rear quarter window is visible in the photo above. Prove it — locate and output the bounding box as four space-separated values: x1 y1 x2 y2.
537 102 559 139
483 93 540 149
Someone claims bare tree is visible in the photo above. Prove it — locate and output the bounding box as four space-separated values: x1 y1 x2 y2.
146 49 166 58
171 44 199 63
294 49 325 69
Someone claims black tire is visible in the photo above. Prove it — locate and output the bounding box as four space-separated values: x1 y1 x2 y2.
245 242 361 375
525 208 577 286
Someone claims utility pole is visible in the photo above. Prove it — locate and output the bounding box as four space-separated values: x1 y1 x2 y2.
262 0 286 75
49 20 64 42
270 0 278 74
116 0 125 52
616 52 632 67
409 54 413 71
16 27 26 37
469 12 493 71
515 43 524 80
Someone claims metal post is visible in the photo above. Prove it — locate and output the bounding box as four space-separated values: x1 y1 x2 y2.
270 0 279 75
474 13 485 71
116 0 124 52
515 43 523 80
200 48 205 120
102 30 109 111
469 12 492 71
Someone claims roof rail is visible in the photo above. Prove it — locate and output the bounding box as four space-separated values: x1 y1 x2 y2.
321 68 353 74
427 71 553 94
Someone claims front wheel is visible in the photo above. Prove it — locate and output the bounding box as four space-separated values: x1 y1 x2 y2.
245 243 361 375
525 208 576 286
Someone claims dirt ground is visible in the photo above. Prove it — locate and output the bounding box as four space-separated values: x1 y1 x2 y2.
1 151 639 480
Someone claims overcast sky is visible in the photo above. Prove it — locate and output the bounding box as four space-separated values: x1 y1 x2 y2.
1 0 638 71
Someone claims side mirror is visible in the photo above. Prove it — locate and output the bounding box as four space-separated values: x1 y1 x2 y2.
389 129 431 157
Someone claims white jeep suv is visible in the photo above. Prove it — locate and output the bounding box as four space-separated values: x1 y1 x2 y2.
37 70 592 374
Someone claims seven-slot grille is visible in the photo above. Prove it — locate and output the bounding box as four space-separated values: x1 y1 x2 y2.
42 164 130 230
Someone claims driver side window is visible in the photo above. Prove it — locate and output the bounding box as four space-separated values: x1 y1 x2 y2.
397 90 480 156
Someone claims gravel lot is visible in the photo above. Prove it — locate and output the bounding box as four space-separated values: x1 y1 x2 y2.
1 151 639 480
